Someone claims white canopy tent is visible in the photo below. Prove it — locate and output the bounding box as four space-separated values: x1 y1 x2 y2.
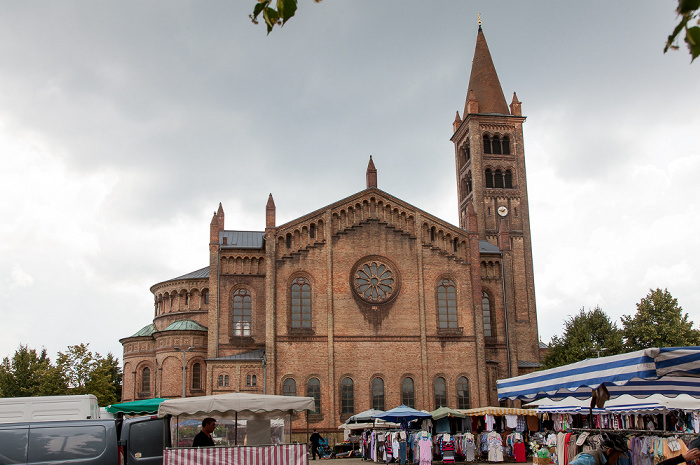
158 392 315 419
525 393 700 414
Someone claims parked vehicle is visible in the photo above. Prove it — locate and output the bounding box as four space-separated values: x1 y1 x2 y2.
0 394 100 423
119 416 170 465
0 419 120 465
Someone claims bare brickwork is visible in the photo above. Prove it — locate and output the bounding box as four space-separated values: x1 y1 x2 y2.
120 26 541 435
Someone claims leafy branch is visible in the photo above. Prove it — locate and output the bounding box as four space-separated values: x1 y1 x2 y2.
665 0 700 62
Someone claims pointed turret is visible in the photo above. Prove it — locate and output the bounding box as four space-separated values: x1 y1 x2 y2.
453 111 462 132
266 194 276 229
510 92 522 116
464 26 509 116
210 202 224 243
366 155 377 189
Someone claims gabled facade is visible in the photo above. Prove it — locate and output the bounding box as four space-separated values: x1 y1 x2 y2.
120 25 541 432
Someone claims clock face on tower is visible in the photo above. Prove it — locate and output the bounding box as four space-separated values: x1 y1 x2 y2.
497 206 508 217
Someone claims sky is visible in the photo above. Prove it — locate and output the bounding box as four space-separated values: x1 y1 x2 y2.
1 1 699 365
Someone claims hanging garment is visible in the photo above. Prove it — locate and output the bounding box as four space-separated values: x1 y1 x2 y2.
418 438 432 465
513 441 526 463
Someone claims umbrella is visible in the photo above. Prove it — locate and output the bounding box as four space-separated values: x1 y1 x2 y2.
429 406 466 420
346 408 385 423
372 405 432 423
497 346 700 401
106 398 167 415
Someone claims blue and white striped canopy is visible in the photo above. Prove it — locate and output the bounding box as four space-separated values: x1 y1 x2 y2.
498 346 700 401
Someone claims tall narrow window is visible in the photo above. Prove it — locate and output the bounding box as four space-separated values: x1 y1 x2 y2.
465 142 471 161
246 374 251 387
184 293 189 306
251 374 257 386
218 375 224 387
291 277 312 329
494 170 504 188
372 377 385 411
437 279 458 329
505 170 513 188
482 291 492 337
203 290 209 305
192 363 201 390
141 367 151 394
457 376 470 409
483 134 492 154
310 224 316 239
286 234 292 249
224 375 229 387
341 377 354 415
485 169 494 188
492 135 502 154
283 378 297 396
233 288 252 336
502 135 511 155
434 377 447 408
307 378 321 414
401 377 415 408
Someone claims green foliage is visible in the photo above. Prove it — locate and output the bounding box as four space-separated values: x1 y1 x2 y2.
0 343 122 406
665 0 700 62
621 288 700 350
250 0 322 34
57 344 122 406
542 306 624 369
0 345 67 397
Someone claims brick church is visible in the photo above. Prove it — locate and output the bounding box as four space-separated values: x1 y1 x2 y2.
120 25 541 430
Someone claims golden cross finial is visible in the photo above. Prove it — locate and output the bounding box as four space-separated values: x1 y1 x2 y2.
478 13 481 25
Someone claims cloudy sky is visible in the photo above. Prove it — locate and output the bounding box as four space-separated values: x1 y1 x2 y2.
1 1 699 365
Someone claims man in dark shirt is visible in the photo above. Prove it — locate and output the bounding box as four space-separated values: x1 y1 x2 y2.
192 418 216 447
309 429 323 460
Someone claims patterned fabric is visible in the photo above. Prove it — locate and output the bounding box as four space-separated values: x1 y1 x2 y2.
164 445 307 465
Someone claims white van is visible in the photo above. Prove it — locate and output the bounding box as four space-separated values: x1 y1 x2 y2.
0 394 100 423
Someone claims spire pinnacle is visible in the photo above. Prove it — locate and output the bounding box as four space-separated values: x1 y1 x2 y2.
366 155 377 189
266 193 276 229
464 26 509 116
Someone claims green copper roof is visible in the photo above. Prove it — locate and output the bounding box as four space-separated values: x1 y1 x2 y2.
163 320 208 332
131 324 156 337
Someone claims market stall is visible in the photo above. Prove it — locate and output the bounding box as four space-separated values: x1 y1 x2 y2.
106 397 167 415
158 392 315 465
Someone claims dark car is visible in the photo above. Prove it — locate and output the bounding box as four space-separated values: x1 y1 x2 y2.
0 419 120 465
119 416 170 465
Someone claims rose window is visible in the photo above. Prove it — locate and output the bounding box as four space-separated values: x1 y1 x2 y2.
353 260 395 303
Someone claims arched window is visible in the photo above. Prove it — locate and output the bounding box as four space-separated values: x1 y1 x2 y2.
372 377 385 411
434 377 447 408
233 288 252 336
291 277 312 329
310 224 316 239
482 291 493 337
218 375 224 387
492 135 502 155
341 377 354 415
286 234 292 249
437 279 458 329
505 170 513 188
494 170 504 188
465 142 471 161
203 290 209 305
192 363 201 390
485 169 494 188
466 172 472 194
483 134 492 154
502 136 511 155
457 376 470 409
141 367 151 394
401 377 415 408
283 378 296 396
252 374 257 386
307 378 321 414
224 375 229 387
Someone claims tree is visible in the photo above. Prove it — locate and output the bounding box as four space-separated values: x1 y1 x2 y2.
542 306 624 369
621 288 700 350
0 345 67 397
665 0 700 62
56 344 123 406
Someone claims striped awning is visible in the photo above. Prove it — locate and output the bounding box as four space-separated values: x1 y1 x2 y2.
459 407 538 416
498 346 700 401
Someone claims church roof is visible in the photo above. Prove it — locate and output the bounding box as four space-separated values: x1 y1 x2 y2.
220 230 265 249
479 240 500 254
208 349 265 362
171 266 210 280
162 319 208 332
130 323 156 338
464 26 509 116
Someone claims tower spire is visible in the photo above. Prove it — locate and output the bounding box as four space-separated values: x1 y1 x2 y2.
366 155 377 189
464 25 509 115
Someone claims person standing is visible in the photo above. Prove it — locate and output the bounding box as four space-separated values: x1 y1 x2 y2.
309 429 324 460
192 418 216 447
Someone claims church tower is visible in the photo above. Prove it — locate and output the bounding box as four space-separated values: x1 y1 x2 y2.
451 24 540 377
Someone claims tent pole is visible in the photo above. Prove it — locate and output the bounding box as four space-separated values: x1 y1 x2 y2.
235 412 238 446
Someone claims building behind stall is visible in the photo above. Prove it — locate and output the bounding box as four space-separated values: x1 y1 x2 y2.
120 25 542 432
